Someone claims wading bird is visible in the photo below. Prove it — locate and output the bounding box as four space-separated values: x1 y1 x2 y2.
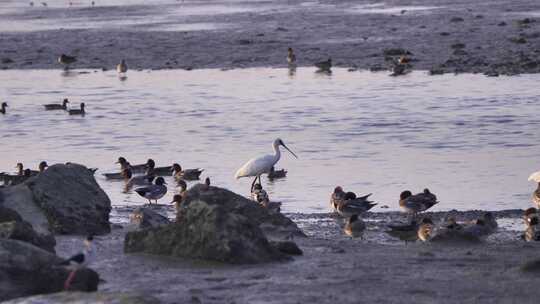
235 138 297 191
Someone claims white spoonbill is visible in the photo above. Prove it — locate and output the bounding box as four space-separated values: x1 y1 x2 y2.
235 138 297 190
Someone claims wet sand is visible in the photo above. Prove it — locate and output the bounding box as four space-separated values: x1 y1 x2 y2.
1 0 540 75
55 209 540 303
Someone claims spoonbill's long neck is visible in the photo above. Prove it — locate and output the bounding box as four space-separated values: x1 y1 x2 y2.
273 142 281 164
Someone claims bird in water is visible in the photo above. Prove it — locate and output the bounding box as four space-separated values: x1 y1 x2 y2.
235 138 297 192
330 186 346 211
135 177 167 204
58 54 77 70
528 171 540 208
58 235 94 290
68 102 85 115
171 163 204 181
417 218 435 242
117 59 128 74
399 189 438 220
122 168 154 190
268 166 287 179
177 179 187 196
44 98 69 110
287 47 296 65
344 214 366 238
0 102 7 115
314 58 332 72
251 183 269 203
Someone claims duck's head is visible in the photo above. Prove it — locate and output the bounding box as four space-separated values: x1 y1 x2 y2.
400 190 412 200
62 98 69 105
116 157 127 165
155 177 166 186
524 207 538 217
80 102 85 109
172 163 181 172
205 177 210 186
1 102 7 108
84 235 94 248
23 168 32 177
423 188 431 194
475 219 486 226
16 163 23 170
288 47 293 53
146 158 155 169
177 180 187 191
334 186 343 194
345 191 357 200
529 216 539 226
170 194 183 204
38 161 48 172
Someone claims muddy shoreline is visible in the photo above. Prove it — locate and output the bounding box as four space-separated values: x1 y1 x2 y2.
51 208 540 303
1 0 540 75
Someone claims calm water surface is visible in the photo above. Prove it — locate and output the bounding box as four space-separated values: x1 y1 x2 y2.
0 68 538 218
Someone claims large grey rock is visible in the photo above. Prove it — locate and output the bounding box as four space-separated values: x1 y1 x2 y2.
0 239 99 302
181 184 305 238
0 163 111 235
0 221 55 253
129 207 170 230
3 292 161 304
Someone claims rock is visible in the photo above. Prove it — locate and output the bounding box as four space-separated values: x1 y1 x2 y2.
451 43 466 49
0 163 111 235
0 205 23 222
450 17 465 23
270 241 303 255
382 48 411 56
440 32 450 36
2 292 160 304
429 68 445 75
498 21 507 26
1 58 13 64
124 195 287 263
0 239 99 302
0 221 55 252
509 37 527 44
129 207 170 229
521 259 540 273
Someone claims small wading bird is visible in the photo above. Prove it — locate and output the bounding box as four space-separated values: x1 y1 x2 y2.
344 214 366 238
287 47 296 65
117 59 128 74
58 235 94 290
68 102 85 115
44 98 69 110
58 54 77 70
528 171 540 208
314 58 332 72
235 138 297 191
135 177 167 204
0 102 7 114
399 189 438 220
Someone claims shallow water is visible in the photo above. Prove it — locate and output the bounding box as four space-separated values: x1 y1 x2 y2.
1 68 539 217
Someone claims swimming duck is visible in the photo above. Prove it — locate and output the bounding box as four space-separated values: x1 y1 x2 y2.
386 220 419 242
123 168 154 189
336 193 377 218
44 98 69 110
399 189 438 219
344 214 366 238
171 163 203 181
314 58 332 71
417 218 434 242
117 59 128 74
330 186 346 211
287 48 296 65
528 171 540 208
116 156 145 172
0 102 7 114
58 54 77 70
135 177 167 204
268 166 287 179
68 103 85 115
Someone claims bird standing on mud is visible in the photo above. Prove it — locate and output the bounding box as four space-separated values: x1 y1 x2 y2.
135 177 167 204
344 214 366 238
287 48 296 65
58 54 77 70
417 218 434 241
117 59 128 74
399 189 438 220
235 138 297 191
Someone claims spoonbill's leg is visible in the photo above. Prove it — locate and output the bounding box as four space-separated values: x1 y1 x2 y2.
251 176 258 192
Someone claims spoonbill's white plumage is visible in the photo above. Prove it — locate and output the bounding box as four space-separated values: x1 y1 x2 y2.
235 138 297 190
528 171 540 182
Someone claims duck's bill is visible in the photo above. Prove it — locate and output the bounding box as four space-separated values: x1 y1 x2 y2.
281 143 298 159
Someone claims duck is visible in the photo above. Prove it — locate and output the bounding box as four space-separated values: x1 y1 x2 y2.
528 171 540 208
123 168 154 189
287 47 296 65
251 183 269 203
15 163 39 176
135 177 167 204
525 216 540 242
399 189 438 219
203 177 211 190
417 218 435 242
177 179 187 195
117 59 128 74
314 58 332 71
344 214 366 238
386 220 419 242
44 98 69 110
1 168 33 186
38 161 48 172
268 166 287 179
143 159 173 176
336 193 377 218
524 207 539 226
68 103 85 115
117 156 145 172
171 163 203 181
330 186 346 211
0 102 7 115
58 54 77 70
170 194 184 211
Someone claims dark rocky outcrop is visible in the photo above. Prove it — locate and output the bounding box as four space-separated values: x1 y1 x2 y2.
129 207 170 230
0 163 111 235
0 221 55 252
3 292 161 304
125 185 304 264
0 239 99 302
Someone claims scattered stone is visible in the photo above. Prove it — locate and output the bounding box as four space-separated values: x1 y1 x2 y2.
440 32 450 36
498 21 507 26
521 259 540 272
382 48 411 56
0 239 99 302
275 27 288 32
453 49 468 56
237 39 252 45
429 68 445 75
270 241 303 255
1 58 13 64
129 207 170 230
509 37 527 44
0 221 55 252
485 71 499 77
451 43 466 49
2 292 160 304
450 17 465 23
475 15 483 19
